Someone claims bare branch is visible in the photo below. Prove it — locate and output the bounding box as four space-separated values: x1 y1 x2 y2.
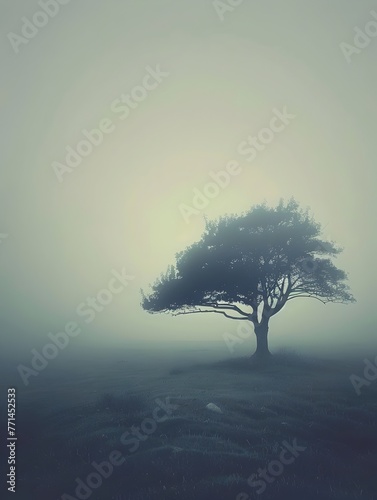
204 302 250 317
286 294 327 305
173 309 250 320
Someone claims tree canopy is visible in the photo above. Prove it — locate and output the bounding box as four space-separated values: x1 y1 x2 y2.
142 199 354 315
141 199 355 357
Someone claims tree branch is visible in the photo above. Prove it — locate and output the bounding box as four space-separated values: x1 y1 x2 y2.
286 294 327 305
204 302 250 317
173 309 250 320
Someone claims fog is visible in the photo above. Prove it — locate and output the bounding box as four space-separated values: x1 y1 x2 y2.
1 0 377 368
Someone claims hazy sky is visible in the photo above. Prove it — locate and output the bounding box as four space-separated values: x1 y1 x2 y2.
1 0 376 358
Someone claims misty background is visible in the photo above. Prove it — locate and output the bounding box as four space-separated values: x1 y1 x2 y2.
1 0 376 367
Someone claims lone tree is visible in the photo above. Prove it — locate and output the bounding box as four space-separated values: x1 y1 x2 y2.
141 199 355 360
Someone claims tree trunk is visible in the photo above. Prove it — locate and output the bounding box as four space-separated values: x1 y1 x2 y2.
251 320 271 361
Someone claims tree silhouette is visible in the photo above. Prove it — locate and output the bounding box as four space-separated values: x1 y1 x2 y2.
141 199 355 360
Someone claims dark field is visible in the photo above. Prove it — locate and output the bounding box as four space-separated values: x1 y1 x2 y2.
8 349 377 500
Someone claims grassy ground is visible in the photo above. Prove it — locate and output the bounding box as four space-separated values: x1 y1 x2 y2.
15 352 377 500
